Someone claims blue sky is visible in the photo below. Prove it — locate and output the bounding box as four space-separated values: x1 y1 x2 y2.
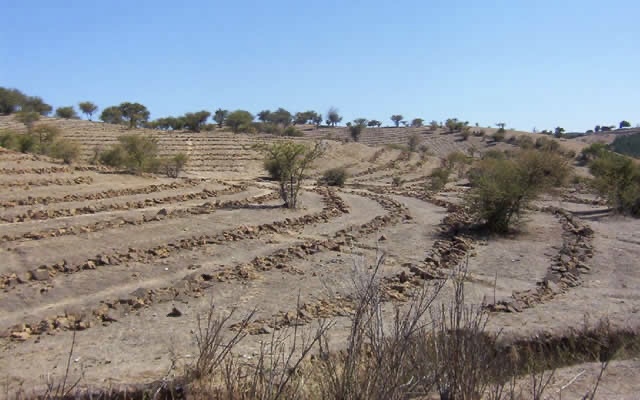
1 0 638 132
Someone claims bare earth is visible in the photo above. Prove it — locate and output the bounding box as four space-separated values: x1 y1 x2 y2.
0 116 639 398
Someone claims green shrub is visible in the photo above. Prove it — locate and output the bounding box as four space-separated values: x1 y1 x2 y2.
49 139 81 164
535 136 560 152
257 141 324 208
0 130 19 149
408 133 421 152
321 167 348 187
283 126 303 137
427 167 451 191
515 135 535 149
17 134 38 153
392 175 405 187
491 130 505 142
99 145 128 168
466 149 570 232
589 152 640 215
611 133 640 158
160 153 190 178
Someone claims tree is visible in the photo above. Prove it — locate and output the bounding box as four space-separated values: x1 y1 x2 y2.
367 120 381 127
620 120 631 129
55 106 79 119
213 108 228 128
257 110 272 123
79 101 98 120
269 108 293 126
225 110 254 133
21 96 52 116
15 111 40 133
411 118 424 128
294 110 320 125
311 113 323 128
353 118 368 126
554 126 565 138
100 106 124 125
327 107 342 127
595 125 601 132
258 141 324 208
119 102 150 129
183 110 211 132
429 120 439 131
391 115 403 127
0 87 27 115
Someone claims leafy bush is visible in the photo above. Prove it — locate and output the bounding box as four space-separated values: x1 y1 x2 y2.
491 130 506 142
163 153 189 178
515 135 535 149
257 141 324 208
99 135 159 173
320 167 348 187
391 175 405 187
283 126 303 137
49 139 81 164
466 149 570 232
535 136 560 152
427 167 451 191
589 151 640 215
99 145 128 167
407 133 421 152
349 123 364 142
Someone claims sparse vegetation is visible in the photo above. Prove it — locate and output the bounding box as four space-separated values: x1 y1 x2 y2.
427 166 451 191
407 133 421 152
589 151 640 216
349 120 365 142
258 141 324 208
99 134 159 173
466 149 570 232
320 166 348 187
611 133 640 158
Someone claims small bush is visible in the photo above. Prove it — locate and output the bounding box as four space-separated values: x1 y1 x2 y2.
161 153 189 178
0 130 19 149
427 167 451 191
535 136 560 152
515 135 535 149
467 149 570 232
460 130 471 140
17 134 39 153
283 126 303 137
49 139 81 164
407 133 421 152
99 145 128 168
391 175 405 187
589 151 640 215
491 130 506 142
321 167 348 187
473 129 486 137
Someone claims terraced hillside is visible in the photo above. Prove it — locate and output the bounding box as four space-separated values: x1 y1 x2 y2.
1 119 639 398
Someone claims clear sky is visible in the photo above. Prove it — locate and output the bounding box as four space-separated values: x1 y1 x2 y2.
1 0 638 132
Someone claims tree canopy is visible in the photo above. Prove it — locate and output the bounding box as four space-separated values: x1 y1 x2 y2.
78 101 98 120
55 106 79 119
225 110 254 133
391 115 403 127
